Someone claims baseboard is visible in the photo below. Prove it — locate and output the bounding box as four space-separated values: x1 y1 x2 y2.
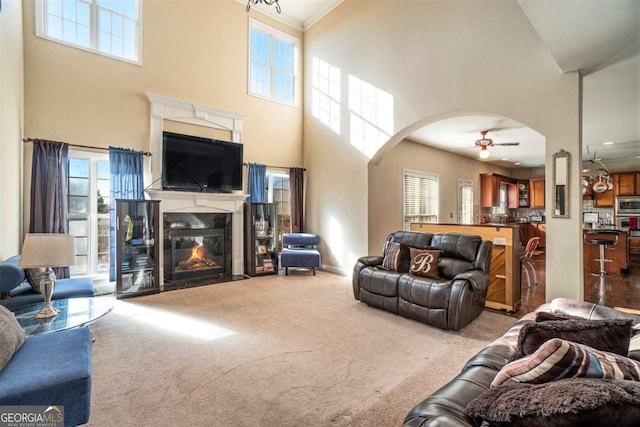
321 264 349 276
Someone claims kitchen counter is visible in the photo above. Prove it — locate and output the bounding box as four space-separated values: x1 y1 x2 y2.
410 223 523 312
583 228 629 274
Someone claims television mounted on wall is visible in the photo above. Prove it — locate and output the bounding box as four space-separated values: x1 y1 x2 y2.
162 131 243 193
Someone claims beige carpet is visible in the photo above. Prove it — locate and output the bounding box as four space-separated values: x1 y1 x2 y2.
87 271 516 427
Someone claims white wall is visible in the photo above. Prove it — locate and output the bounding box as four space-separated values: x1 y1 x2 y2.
304 0 584 300
0 0 24 259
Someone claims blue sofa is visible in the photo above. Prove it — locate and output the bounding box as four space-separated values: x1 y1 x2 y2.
0 256 94 311
0 327 93 426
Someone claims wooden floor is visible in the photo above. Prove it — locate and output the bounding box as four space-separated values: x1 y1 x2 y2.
488 252 640 319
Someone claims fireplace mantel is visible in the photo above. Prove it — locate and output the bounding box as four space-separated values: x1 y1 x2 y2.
146 190 249 287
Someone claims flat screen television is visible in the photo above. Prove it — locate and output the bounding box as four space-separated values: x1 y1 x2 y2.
162 131 243 193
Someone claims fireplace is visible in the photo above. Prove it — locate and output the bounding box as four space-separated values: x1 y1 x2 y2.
163 212 232 289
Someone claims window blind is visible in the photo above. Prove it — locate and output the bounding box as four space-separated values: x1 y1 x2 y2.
403 170 439 230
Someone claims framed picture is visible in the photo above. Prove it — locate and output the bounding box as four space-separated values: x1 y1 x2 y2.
257 244 267 254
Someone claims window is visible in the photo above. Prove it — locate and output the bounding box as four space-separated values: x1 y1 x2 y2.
249 19 299 106
36 0 141 64
403 170 439 230
266 171 291 251
68 152 110 277
458 179 474 224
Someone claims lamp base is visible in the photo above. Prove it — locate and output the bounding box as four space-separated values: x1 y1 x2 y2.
34 267 59 319
35 303 60 319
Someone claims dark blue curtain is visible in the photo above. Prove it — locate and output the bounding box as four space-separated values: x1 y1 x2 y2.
109 147 144 281
29 140 70 278
248 163 267 203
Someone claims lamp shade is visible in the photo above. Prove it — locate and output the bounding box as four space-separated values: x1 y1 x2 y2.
19 233 76 268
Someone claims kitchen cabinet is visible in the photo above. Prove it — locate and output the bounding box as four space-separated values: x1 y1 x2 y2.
614 172 640 196
593 187 614 207
480 174 517 208
517 181 529 207
530 179 545 208
527 223 546 248
411 223 523 312
115 199 160 299
630 237 640 257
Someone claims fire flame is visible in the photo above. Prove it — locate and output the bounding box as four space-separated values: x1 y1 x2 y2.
175 243 219 272
188 244 206 262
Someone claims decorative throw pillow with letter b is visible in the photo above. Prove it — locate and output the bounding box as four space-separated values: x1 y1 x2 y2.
409 248 440 279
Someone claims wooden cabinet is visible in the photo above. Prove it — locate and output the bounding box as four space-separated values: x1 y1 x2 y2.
410 223 523 312
530 179 545 208
614 172 640 196
517 181 529 207
583 230 629 274
115 199 160 299
527 223 546 248
630 237 640 257
593 187 614 207
480 173 517 208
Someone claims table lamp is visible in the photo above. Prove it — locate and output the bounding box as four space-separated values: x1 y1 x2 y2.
19 233 75 319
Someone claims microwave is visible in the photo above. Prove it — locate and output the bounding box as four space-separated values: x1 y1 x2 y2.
616 196 640 216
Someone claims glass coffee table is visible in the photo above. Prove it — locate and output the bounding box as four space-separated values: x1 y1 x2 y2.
14 297 114 336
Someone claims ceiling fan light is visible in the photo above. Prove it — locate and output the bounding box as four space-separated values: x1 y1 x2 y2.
479 146 490 159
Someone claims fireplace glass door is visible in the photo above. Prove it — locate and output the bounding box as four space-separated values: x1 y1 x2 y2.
115 199 160 298
244 203 278 276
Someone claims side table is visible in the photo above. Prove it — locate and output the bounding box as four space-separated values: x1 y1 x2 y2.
14 297 114 336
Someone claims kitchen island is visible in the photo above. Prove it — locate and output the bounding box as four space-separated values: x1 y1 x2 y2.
410 223 524 312
583 228 629 274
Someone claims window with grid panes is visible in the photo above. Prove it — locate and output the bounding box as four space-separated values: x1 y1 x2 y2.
403 170 439 230
249 19 299 106
68 153 110 277
36 0 141 64
266 171 291 251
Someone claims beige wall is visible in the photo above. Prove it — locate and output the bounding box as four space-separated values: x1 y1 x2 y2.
0 0 24 259
304 0 584 300
22 0 303 190
368 139 512 254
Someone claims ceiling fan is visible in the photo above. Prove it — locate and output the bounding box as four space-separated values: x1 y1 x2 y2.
475 130 520 159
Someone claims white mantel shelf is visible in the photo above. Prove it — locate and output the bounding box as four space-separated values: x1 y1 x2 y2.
146 190 250 286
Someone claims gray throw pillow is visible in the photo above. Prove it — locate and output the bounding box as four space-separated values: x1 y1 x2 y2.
0 305 26 372
24 268 56 293
512 318 632 361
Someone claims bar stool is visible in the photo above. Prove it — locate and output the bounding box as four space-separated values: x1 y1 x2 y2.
584 230 620 276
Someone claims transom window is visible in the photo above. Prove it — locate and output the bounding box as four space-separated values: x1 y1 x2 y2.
249 19 299 106
36 0 141 64
403 170 439 230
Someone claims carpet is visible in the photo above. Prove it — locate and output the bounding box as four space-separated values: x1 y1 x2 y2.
87 271 516 426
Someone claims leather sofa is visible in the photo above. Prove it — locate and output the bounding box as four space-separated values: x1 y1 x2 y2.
353 231 493 331
403 298 640 426
0 255 95 311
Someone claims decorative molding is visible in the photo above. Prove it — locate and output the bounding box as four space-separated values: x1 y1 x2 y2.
144 94 249 281
146 190 250 280
145 93 246 185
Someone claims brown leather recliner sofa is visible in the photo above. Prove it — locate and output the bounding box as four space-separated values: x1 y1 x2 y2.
402 298 640 426
353 231 493 331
